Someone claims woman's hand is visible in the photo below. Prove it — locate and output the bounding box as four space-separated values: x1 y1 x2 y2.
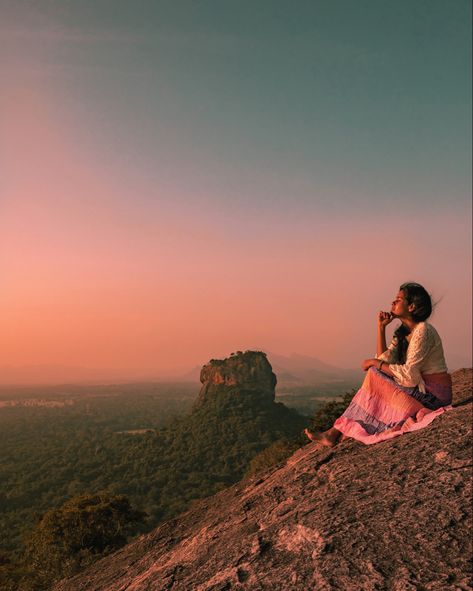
378 311 393 329
361 358 378 371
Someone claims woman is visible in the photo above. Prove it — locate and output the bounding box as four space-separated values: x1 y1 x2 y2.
305 282 453 446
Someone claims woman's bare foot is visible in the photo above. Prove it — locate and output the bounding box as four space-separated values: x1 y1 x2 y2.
304 427 341 447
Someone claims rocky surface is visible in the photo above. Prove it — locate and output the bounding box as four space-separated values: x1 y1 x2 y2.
56 369 472 591
196 351 277 407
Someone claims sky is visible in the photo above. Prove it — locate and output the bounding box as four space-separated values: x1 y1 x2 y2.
0 0 471 382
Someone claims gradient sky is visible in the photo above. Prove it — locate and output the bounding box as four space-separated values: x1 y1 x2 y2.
1 0 471 381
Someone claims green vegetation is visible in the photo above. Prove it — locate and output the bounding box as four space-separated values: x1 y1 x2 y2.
276 389 346 416
23 493 146 590
0 381 306 589
0 383 196 554
307 389 357 432
0 378 357 590
246 390 357 477
245 438 302 478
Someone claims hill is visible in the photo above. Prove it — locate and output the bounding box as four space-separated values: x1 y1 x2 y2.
55 368 472 591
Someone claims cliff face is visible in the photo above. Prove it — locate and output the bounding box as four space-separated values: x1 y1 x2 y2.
196 351 277 407
56 369 472 591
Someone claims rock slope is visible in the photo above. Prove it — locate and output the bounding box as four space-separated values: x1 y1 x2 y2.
56 369 472 591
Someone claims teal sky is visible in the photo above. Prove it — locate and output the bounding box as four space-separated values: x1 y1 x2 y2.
5 0 471 214
1 1 471 378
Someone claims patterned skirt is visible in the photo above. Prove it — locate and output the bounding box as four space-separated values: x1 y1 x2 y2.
333 368 453 445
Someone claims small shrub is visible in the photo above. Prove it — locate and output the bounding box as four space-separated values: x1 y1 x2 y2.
308 389 357 433
245 439 301 477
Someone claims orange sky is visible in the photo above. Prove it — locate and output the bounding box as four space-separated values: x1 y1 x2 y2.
1 16 471 383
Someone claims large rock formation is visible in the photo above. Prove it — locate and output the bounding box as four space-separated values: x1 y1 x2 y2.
196 351 277 407
55 369 472 591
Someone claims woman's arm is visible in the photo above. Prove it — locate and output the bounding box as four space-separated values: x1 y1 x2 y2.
377 326 387 357
377 311 392 356
363 313 397 370
362 358 395 376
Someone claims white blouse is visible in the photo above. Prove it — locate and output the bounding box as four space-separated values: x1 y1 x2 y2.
376 322 448 392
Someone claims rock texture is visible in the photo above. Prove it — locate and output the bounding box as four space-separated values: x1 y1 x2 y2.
196 351 277 407
56 369 472 591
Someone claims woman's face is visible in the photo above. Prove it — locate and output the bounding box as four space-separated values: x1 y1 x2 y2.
391 290 412 319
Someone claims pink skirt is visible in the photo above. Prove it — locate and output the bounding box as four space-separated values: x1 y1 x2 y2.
333 368 453 445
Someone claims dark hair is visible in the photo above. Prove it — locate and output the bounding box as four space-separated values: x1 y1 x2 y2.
394 282 433 363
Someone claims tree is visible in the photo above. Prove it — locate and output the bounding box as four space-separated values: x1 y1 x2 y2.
23 493 146 588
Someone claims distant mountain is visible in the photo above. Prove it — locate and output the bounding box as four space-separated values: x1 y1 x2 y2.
170 351 473 384
267 352 362 387
268 352 343 373
176 364 203 382
2 349 466 388
176 352 362 387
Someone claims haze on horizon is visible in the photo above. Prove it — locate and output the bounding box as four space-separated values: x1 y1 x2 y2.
1 1 471 385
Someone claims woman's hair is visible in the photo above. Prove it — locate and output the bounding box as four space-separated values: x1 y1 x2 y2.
393 282 433 363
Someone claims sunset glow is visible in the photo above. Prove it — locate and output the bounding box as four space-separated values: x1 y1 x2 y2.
1 1 471 383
